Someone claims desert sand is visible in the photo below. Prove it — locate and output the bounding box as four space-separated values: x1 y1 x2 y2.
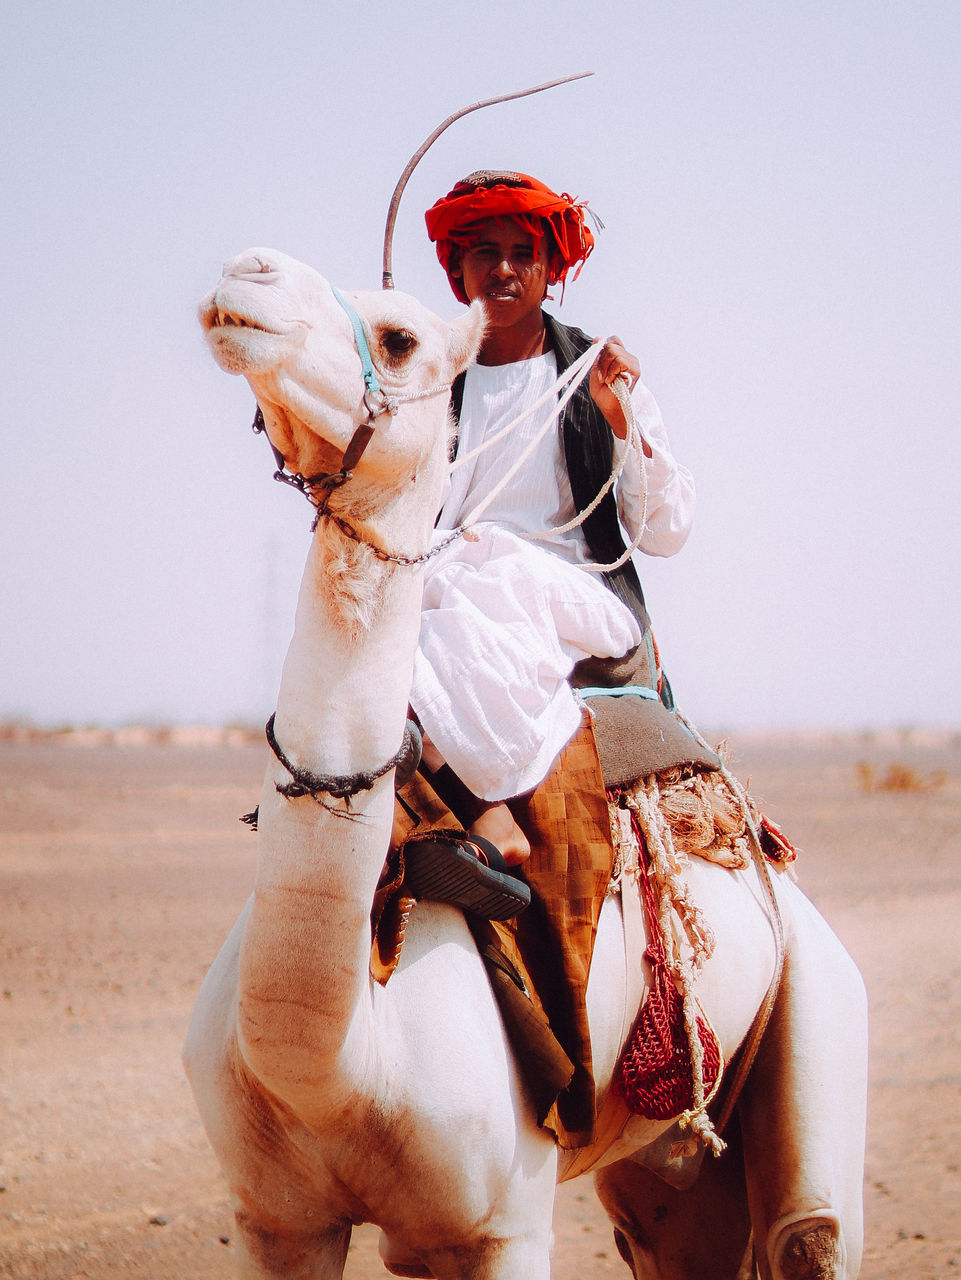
1 729 959 1279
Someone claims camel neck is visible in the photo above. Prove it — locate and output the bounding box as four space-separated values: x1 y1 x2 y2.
235 480 439 1115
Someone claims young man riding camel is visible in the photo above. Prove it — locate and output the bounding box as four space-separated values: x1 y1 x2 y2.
400 169 696 919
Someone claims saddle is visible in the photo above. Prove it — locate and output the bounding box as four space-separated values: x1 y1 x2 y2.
377 640 736 1149
569 637 721 784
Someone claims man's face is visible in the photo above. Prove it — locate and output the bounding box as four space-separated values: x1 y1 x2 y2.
450 217 550 327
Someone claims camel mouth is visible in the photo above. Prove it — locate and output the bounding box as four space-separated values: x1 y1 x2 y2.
215 310 262 330
204 305 277 335
200 292 307 374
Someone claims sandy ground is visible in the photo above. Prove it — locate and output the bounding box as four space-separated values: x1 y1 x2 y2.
1 730 959 1279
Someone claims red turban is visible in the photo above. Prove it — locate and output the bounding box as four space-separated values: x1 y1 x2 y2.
425 170 595 303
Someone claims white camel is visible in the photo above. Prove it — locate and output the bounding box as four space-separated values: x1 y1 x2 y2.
184 247 868 1280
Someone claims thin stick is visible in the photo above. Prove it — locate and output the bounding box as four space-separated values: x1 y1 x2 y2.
382 71 595 289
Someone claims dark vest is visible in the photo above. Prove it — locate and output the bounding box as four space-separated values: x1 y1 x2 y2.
449 311 651 633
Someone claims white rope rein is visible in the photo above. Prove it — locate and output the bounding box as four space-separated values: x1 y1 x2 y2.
451 344 649 570
450 340 599 474
526 376 648 573
385 381 457 413
457 342 599 528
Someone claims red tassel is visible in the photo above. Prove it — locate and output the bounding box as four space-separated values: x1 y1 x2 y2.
615 813 721 1118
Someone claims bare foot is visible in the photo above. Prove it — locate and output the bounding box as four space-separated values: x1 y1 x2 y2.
420 732 445 774
418 733 531 865
471 802 531 866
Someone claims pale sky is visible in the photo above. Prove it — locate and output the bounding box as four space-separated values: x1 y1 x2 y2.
3 1 959 732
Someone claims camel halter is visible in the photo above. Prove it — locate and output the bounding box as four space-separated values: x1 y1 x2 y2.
252 285 454 542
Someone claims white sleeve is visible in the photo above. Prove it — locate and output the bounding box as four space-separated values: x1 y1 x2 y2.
615 380 696 558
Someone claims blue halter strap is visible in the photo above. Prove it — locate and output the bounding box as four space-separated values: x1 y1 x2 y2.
331 285 383 417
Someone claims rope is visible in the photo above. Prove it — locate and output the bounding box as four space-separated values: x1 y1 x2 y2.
454 343 599 527
449 341 599 472
452 350 650 571
264 713 413 816
674 711 787 1138
617 784 725 1154
525 375 648 572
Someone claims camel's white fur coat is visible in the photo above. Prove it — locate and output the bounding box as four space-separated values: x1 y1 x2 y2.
185 248 867 1280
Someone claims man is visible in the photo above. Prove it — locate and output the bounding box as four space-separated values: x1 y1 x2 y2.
401 170 696 917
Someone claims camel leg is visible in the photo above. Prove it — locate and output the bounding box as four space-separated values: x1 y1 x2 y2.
185 935 356 1280
594 1116 752 1280
415 1238 552 1280
228 1216 351 1280
378 1227 552 1280
378 1167 556 1280
736 884 868 1280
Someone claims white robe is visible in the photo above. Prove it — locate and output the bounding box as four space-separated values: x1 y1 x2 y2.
409 352 695 801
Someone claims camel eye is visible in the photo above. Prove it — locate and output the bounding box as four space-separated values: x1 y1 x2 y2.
381 328 418 362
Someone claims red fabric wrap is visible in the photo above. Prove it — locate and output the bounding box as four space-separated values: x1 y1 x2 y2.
425 172 595 303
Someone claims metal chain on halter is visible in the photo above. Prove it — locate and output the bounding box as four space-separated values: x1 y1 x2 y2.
254 402 470 566
308 497 470 566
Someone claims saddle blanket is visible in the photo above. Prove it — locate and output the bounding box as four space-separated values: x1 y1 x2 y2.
380 712 795 1151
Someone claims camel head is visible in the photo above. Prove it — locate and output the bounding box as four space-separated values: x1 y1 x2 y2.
199 248 485 492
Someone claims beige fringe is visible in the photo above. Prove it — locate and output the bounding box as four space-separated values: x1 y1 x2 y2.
654 763 753 870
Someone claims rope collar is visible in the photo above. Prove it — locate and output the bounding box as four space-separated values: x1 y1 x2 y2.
265 712 417 814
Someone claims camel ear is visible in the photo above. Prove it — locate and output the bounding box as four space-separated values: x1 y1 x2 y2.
446 300 486 376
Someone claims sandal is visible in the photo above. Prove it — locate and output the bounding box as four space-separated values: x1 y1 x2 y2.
402 832 531 920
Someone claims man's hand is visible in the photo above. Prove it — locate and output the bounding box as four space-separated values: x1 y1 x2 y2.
589 337 642 442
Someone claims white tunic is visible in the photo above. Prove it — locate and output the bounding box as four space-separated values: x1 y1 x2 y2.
409 351 695 801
